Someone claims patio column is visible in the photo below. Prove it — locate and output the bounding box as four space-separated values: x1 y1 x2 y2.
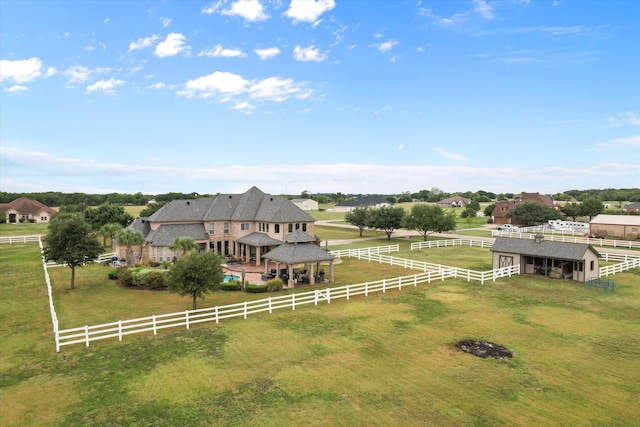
329 260 335 283
288 264 295 287
256 246 261 267
310 263 315 285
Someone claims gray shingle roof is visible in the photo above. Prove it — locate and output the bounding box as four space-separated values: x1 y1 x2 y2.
284 230 316 243
490 237 600 261
148 198 214 222
146 223 209 246
236 232 282 246
129 217 152 238
263 242 335 264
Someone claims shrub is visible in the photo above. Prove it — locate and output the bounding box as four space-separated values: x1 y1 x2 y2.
266 278 283 292
144 270 167 290
116 267 133 287
245 283 268 293
220 281 241 291
108 272 118 280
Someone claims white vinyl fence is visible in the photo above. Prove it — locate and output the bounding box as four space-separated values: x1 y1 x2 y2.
411 238 493 250
0 235 42 244
55 264 520 351
491 230 640 249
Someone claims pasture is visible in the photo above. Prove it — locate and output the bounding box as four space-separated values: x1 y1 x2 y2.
1 237 639 426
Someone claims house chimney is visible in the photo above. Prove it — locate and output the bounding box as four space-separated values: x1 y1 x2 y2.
534 233 544 243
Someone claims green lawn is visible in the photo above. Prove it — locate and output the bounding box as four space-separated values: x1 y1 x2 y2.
1 239 639 426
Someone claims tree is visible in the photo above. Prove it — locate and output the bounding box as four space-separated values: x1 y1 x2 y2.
98 222 123 247
166 251 224 310
403 204 456 241
344 206 370 237
506 201 561 225
561 202 582 221
138 202 165 218
580 196 604 220
84 203 134 231
116 228 145 266
43 213 103 289
483 203 497 218
169 237 198 260
366 206 405 240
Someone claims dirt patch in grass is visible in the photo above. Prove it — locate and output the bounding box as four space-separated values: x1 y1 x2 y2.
455 340 513 359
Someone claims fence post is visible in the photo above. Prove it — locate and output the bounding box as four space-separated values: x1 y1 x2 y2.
269 297 272 314
153 315 157 335
215 306 219 324
327 288 330 304
346 284 350 300
399 277 402 290
118 320 122 341
314 290 318 305
244 301 248 319
365 282 368 297
292 293 296 310
186 310 190 330
55 329 60 353
85 325 90 348
382 279 386 293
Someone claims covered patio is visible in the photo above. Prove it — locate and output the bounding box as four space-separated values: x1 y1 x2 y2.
261 230 335 288
235 232 283 267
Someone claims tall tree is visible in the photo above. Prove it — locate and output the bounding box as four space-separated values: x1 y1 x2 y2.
98 222 123 247
403 204 457 241
43 213 103 289
84 203 134 231
365 206 406 240
169 237 198 259
344 206 370 237
561 202 582 222
580 196 605 220
506 201 561 225
166 251 224 310
116 228 145 266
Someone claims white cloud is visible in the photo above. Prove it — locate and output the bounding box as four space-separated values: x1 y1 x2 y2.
255 47 281 60
86 78 125 95
293 45 327 62
129 35 160 52
473 0 494 20
436 147 469 162
154 33 190 58
198 44 247 58
177 71 312 107
202 0 268 22
0 57 42 83
418 8 468 26
178 71 249 99
45 67 57 77
374 105 392 114
398 143 404 150
285 0 335 24
4 85 29 94
161 17 172 27
597 135 640 148
63 65 110 84
376 39 398 53
604 112 640 127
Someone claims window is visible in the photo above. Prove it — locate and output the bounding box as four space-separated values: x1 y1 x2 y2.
288 224 293 233
274 224 280 234
241 223 249 231
224 222 230 234
295 223 300 230
590 260 595 271
302 223 307 232
209 223 215 234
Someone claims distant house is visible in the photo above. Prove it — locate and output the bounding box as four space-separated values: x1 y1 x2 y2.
590 214 640 239
334 195 392 213
116 186 318 267
490 236 600 282
624 202 640 212
0 198 57 223
437 196 471 208
491 192 560 226
291 198 318 211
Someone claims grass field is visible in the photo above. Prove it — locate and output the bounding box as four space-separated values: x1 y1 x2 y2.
1 235 639 426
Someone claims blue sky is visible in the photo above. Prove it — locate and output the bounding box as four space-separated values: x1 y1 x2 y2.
1 0 639 196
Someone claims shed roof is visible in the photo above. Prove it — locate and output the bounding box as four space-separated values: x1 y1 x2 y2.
490 237 599 261
591 214 640 226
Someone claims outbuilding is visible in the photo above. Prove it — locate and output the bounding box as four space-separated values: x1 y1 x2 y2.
490 236 600 282
590 214 640 239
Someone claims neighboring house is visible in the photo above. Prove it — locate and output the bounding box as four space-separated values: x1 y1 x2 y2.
116 186 317 266
624 202 640 212
0 198 57 223
491 192 560 225
334 195 392 213
590 214 640 239
490 235 600 282
291 198 319 211
437 196 471 208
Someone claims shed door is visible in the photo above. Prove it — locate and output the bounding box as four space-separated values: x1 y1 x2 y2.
499 255 514 268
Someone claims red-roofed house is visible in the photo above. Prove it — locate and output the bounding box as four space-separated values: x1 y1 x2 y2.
0 198 57 223
491 193 561 226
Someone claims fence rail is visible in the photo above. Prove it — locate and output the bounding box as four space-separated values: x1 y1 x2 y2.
56 264 520 351
0 235 42 244
491 231 640 249
411 239 493 250
330 244 399 257
600 257 640 277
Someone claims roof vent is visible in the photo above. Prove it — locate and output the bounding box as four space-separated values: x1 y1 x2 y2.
229 195 232 199
270 197 273 201
534 233 544 243
187 201 190 205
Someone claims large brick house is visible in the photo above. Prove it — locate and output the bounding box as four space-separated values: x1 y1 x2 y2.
116 187 317 266
0 198 57 223
491 192 560 226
